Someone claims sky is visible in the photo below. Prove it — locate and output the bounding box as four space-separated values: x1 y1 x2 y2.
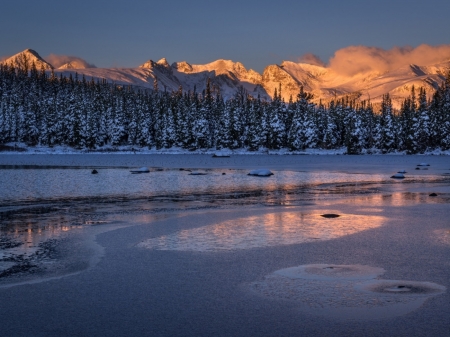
1 0 450 73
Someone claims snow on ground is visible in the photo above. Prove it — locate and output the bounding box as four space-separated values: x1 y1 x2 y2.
3 142 450 157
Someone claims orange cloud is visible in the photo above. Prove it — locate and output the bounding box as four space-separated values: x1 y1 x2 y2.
298 53 326 67
328 44 450 76
44 54 96 69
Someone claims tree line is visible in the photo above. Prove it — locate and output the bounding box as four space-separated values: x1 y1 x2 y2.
0 62 449 153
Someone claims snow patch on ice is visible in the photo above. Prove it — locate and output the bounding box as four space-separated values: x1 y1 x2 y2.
138 212 386 252
274 264 385 281
249 264 446 321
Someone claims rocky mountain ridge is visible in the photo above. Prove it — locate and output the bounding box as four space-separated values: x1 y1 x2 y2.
2 49 449 107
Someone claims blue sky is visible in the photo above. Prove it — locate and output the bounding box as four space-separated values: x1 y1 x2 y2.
1 0 450 72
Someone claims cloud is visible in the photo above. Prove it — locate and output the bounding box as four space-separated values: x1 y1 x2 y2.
328 44 450 76
44 54 96 69
298 53 325 67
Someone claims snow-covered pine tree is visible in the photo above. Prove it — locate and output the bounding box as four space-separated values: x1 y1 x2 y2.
358 101 376 152
110 92 128 146
411 87 430 153
20 62 40 145
174 91 193 149
399 95 415 153
211 90 225 149
161 98 176 148
317 102 338 149
126 89 141 147
438 70 450 150
288 87 316 150
345 105 367 154
192 88 210 149
266 87 285 150
328 99 347 148
245 96 263 151
377 94 396 153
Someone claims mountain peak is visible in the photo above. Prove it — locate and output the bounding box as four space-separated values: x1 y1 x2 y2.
140 58 171 70
156 58 170 68
1 49 53 70
139 59 155 69
57 60 89 70
171 61 193 73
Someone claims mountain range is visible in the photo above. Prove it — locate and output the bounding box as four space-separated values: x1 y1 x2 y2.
3 49 450 108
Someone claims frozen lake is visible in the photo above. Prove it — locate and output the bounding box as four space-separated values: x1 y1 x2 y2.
0 154 449 336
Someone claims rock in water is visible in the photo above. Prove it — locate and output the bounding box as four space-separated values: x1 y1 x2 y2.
130 167 150 174
91 169 98 174
429 193 438 197
212 153 230 158
248 169 274 177
321 214 340 218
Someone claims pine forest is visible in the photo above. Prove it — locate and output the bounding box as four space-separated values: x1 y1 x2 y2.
1 63 450 154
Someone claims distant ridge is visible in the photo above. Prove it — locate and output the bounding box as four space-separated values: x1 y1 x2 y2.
4 49 450 107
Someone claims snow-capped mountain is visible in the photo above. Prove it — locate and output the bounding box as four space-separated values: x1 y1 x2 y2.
264 60 449 107
2 49 449 107
57 60 90 70
1 49 53 70
56 55 450 107
137 57 270 99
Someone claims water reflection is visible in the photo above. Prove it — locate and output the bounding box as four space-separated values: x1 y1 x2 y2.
139 212 386 252
0 210 81 261
1 167 448 279
0 168 390 203
341 191 450 207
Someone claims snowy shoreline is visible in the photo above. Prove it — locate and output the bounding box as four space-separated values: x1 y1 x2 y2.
1 142 450 156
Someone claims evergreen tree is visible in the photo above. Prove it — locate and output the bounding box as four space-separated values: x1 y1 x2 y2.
245 97 263 151
411 87 430 153
344 107 358 154
288 87 317 150
439 71 450 150
377 94 396 153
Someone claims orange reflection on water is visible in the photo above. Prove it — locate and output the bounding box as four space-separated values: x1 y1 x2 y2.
140 211 386 252
342 191 442 208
